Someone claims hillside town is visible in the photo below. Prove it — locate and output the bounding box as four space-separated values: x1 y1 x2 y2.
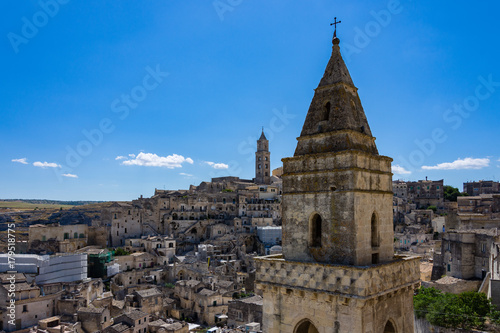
3 131 500 332
2 12 500 333
0 131 282 333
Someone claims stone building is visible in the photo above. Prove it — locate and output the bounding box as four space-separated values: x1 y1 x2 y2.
114 252 156 271
444 195 500 230
113 310 149 333
111 266 163 289
101 132 283 250
227 295 263 328
488 239 500 309
148 319 188 333
255 130 271 185
392 181 408 203
406 179 444 210
125 288 164 317
173 280 230 326
464 180 500 196
29 223 89 253
107 202 143 247
36 316 82 333
125 235 176 265
432 229 498 280
0 273 61 332
105 176 281 249
457 194 500 214
393 179 444 210
77 307 111 333
255 32 420 332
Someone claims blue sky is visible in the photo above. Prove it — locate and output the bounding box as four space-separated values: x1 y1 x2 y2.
2 1 500 201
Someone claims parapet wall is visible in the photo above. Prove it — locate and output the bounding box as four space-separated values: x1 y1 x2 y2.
255 254 420 299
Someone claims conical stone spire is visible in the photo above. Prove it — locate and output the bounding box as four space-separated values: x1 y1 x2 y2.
258 127 267 141
294 37 378 156
318 37 354 87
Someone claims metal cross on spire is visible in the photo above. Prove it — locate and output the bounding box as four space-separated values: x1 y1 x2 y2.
330 17 341 38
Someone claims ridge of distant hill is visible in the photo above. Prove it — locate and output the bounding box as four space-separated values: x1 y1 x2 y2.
0 199 107 209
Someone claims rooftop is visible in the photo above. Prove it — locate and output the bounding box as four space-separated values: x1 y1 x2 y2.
236 295 263 305
217 280 234 288
106 323 131 333
1 282 39 292
198 288 217 296
0 273 27 283
178 280 202 288
78 307 105 314
123 309 148 320
135 288 162 298
112 299 125 309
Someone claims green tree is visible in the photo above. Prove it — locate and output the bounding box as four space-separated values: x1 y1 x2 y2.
427 291 492 329
414 287 497 330
113 247 130 256
443 185 467 202
414 286 443 319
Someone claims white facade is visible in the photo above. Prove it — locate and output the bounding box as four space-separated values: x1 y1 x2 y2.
0 253 87 284
107 263 120 277
256 226 282 245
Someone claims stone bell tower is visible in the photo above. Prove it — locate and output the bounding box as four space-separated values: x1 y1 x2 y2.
255 26 420 333
255 129 271 185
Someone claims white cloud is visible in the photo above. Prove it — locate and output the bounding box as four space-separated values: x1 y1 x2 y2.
422 157 490 170
204 161 229 170
62 173 78 178
128 154 136 158
12 158 28 164
392 165 411 175
33 161 61 168
122 152 194 169
179 173 194 177
115 156 127 160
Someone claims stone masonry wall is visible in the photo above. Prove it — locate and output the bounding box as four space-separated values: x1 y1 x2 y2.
255 255 420 299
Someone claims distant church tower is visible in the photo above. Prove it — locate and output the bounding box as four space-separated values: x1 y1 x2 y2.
255 129 271 185
255 28 420 332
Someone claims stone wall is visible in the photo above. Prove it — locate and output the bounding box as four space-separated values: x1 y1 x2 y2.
282 150 394 266
257 268 417 332
422 278 481 294
256 255 419 298
227 295 263 328
255 254 420 333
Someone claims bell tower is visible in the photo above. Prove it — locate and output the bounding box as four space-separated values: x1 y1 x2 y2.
255 129 271 185
255 24 420 333
282 34 390 267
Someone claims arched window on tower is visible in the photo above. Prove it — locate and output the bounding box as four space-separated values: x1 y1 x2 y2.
295 319 319 333
309 214 322 247
371 212 379 247
383 320 396 333
321 102 331 121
